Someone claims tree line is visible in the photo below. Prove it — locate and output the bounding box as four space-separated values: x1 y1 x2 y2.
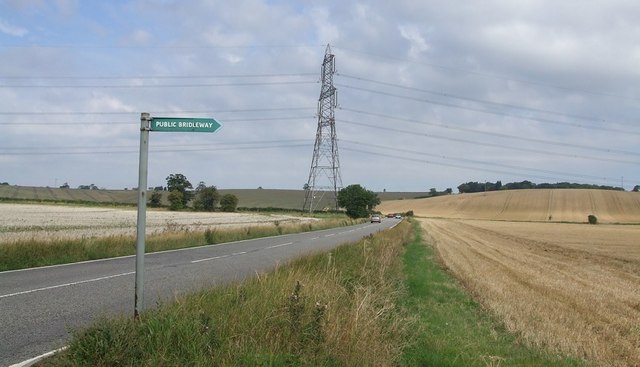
149 173 239 212
456 180 630 194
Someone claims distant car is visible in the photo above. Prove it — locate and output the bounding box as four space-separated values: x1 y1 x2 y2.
394 215 402 219
371 215 381 223
386 213 394 218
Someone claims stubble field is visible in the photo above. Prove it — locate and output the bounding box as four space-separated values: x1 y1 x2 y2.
417 214 640 366
0 203 314 243
380 189 640 365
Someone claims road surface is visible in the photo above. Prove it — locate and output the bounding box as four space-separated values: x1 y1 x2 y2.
0 220 399 366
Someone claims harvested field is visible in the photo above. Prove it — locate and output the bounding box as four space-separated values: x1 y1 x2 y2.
0 203 315 243
379 189 640 224
420 218 640 366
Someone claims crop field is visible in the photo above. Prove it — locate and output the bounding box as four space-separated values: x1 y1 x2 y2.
419 218 640 366
0 203 315 243
382 189 640 366
379 189 640 224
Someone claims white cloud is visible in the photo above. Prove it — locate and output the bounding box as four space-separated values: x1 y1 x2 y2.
0 19 28 37
0 0 638 191
398 24 429 58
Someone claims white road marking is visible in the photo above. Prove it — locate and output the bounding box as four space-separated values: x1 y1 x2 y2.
232 251 247 256
191 254 230 264
310 237 320 240
325 233 335 237
0 271 135 299
266 242 293 249
9 346 68 367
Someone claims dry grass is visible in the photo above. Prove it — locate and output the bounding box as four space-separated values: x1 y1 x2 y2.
379 189 640 223
0 203 316 243
420 218 640 367
43 222 413 366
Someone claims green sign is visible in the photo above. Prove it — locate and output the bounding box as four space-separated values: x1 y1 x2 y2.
150 117 222 133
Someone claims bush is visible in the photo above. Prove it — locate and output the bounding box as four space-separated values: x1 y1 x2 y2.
168 190 184 211
588 215 598 224
148 191 162 208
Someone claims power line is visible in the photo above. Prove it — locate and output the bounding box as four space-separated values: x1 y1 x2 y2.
0 115 312 126
340 108 640 157
0 107 314 116
332 45 640 102
0 141 311 156
337 83 640 136
340 145 627 186
0 80 317 89
0 139 311 151
338 73 605 123
341 139 625 183
0 72 316 80
339 119 638 166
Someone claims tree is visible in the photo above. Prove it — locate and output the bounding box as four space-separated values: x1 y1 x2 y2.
166 173 193 207
149 191 162 207
168 190 184 210
337 184 380 219
193 184 219 211
220 194 239 212
633 185 640 192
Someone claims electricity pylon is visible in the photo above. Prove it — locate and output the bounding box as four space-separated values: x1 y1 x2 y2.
303 44 343 213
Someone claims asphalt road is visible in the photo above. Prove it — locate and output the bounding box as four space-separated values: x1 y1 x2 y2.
0 219 399 366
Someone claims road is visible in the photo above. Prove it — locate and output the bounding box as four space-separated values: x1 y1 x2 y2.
0 220 399 366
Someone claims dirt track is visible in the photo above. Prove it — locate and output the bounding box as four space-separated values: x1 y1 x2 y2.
421 218 640 366
0 203 313 243
379 189 640 223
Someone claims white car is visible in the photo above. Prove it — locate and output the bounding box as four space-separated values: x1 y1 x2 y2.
371 215 381 223
394 215 402 219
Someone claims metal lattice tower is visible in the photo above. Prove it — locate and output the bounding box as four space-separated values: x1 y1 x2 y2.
303 44 343 213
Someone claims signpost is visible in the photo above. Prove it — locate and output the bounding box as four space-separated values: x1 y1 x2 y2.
134 113 222 318
150 117 222 133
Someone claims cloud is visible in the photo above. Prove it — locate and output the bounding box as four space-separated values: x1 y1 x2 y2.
0 19 28 37
0 1 638 191
398 24 429 58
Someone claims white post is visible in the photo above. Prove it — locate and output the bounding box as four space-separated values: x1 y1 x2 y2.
134 112 150 318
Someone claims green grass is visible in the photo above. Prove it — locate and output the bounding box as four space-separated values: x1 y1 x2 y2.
400 221 592 367
0 217 364 271
40 221 413 366
32 219 599 366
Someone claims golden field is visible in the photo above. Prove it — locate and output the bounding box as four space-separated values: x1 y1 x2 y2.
378 189 640 223
382 189 640 366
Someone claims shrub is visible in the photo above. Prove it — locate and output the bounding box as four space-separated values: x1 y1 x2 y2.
588 214 598 224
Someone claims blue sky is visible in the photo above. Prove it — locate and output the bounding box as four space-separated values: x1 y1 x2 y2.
1 0 639 192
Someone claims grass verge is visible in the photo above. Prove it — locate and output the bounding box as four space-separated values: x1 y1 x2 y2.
400 220 592 367
0 217 364 272
40 221 413 366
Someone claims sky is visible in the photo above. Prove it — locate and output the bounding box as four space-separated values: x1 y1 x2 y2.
1 0 639 193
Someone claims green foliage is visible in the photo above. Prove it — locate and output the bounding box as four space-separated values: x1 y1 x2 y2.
458 180 624 194
193 184 219 211
148 191 162 207
337 184 380 219
588 214 598 224
220 193 239 212
43 221 412 366
168 190 184 210
166 173 193 207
